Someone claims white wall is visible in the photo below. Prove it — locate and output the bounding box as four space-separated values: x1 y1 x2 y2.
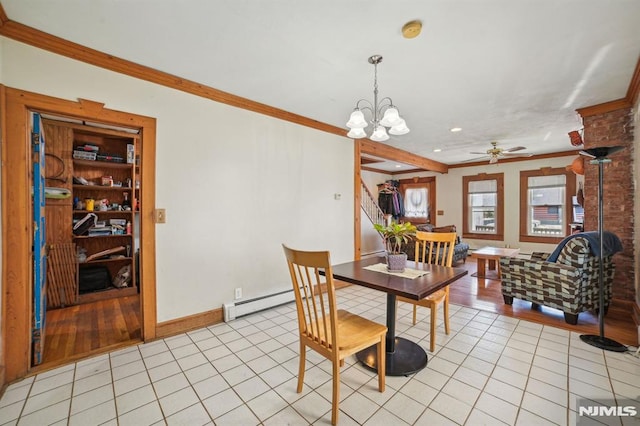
1 37 355 322
395 156 580 255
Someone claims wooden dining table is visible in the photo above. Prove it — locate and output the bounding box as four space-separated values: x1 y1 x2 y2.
329 256 468 376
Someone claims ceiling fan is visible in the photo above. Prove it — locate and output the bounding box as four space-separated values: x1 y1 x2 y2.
469 141 533 164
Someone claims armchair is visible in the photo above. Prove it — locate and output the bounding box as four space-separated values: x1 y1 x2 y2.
404 224 469 264
499 235 617 325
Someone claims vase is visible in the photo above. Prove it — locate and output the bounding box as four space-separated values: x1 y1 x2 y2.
386 252 408 273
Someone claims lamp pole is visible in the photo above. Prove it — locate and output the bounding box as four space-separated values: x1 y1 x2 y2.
579 147 626 352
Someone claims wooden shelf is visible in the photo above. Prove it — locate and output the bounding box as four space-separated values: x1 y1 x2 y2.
80 256 133 265
72 132 137 302
73 185 134 191
73 159 133 169
74 234 132 239
73 210 133 215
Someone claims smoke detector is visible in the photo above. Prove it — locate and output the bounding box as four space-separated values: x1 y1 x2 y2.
402 20 422 39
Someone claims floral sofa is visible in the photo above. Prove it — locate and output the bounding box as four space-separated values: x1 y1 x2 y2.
499 234 619 325
404 224 469 264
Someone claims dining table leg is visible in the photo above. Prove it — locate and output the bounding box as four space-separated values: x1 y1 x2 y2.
355 293 428 376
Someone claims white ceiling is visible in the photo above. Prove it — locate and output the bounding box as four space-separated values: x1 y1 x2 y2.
3 0 639 167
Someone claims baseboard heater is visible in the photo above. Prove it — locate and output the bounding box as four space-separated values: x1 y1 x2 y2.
223 288 295 322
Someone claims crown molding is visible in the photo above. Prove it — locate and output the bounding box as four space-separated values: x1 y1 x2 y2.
577 56 640 118
0 17 347 138
626 56 640 107
576 98 632 118
447 149 580 169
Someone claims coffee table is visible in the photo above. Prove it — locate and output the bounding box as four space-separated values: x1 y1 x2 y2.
471 247 520 280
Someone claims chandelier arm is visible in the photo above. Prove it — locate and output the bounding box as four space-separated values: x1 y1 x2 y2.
377 97 394 109
354 99 374 111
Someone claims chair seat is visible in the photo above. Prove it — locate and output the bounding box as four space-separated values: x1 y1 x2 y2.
306 309 387 353
397 290 446 307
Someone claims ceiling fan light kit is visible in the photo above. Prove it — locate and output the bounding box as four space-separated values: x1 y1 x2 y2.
346 55 410 142
468 141 532 164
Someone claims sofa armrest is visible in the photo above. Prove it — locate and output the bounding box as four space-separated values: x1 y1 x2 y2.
499 257 583 309
531 252 551 261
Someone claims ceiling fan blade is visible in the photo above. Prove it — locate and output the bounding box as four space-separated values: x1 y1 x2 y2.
469 151 488 155
504 146 526 152
502 152 533 157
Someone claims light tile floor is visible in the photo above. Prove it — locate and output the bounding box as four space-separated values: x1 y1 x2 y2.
1 285 639 425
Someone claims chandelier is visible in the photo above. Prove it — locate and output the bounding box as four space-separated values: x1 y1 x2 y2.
346 55 410 142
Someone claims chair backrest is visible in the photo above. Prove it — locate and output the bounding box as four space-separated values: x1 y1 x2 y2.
282 244 339 354
414 231 457 267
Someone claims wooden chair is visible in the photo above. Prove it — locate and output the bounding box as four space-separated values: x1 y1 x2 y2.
397 231 457 352
282 245 387 425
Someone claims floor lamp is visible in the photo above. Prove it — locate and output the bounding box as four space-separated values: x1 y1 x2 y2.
578 146 627 352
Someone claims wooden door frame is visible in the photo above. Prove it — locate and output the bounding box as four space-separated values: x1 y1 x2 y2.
2 86 157 383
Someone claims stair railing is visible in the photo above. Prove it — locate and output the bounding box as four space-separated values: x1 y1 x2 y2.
360 179 389 228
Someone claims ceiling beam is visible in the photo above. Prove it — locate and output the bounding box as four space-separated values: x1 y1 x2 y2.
359 139 449 174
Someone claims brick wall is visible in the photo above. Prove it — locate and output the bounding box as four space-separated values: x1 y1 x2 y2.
582 107 635 300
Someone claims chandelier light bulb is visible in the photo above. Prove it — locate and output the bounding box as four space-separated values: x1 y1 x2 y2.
389 119 410 135
380 107 401 127
345 55 409 140
370 126 389 142
346 110 368 129
347 127 367 139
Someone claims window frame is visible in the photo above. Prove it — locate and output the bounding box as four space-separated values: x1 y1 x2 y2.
519 167 576 244
462 173 504 241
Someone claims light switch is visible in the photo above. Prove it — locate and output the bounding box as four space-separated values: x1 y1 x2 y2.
154 208 166 223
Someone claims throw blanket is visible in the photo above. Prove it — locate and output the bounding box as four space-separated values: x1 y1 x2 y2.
547 231 623 262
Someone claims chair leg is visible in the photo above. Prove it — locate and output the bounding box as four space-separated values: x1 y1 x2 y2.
331 360 340 425
412 305 418 325
430 305 437 352
443 300 450 336
297 342 306 393
377 337 386 392
564 312 578 325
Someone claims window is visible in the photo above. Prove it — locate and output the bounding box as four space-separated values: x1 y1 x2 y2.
404 187 428 219
397 177 435 224
520 168 575 243
462 173 504 240
572 195 584 223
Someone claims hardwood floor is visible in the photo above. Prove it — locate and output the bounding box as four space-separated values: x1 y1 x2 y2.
33 258 637 374
449 258 638 346
36 294 141 373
